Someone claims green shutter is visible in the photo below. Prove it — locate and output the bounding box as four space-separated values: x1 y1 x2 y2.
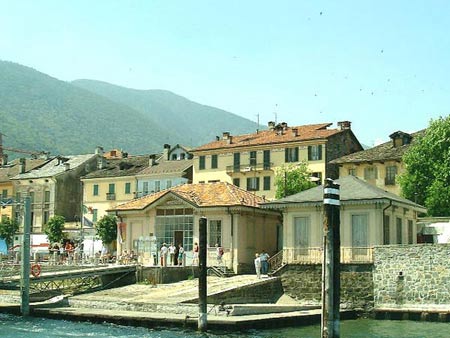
318 145 322 160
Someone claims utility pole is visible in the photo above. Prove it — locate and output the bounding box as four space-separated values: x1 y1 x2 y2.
198 217 207 331
20 196 31 316
321 179 341 338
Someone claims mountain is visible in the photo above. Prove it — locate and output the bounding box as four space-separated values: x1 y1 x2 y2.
0 61 261 157
71 79 262 148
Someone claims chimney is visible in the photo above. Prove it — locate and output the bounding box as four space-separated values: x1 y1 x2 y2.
97 157 106 170
149 154 157 166
1 154 8 166
95 146 104 155
292 128 298 137
227 135 233 144
215 136 220 141
337 121 351 130
281 122 288 130
268 121 276 130
163 144 171 160
64 162 70 171
222 132 230 140
19 158 26 174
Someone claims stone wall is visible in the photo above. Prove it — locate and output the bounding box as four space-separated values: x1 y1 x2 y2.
374 244 450 307
276 264 373 311
138 266 199 284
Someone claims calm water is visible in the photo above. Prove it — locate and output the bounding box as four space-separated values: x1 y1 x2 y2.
1 314 449 337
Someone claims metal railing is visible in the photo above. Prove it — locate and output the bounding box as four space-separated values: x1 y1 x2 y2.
225 162 274 174
268 247 374 269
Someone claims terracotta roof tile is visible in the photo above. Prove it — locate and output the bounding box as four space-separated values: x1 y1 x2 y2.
112 182 265 211
192 123 341 151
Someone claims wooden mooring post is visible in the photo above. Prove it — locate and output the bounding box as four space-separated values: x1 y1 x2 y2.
198 216 208 331
321 179 341 338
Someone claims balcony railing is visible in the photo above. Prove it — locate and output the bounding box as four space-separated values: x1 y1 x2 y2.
269 247 374 270
225 162 274 174
106 193 116 201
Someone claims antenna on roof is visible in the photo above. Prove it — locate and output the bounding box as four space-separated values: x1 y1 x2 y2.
256 113 259 133
274 104 278 124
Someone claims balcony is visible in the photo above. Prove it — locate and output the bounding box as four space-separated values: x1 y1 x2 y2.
106 193 116 201
226 162 274 174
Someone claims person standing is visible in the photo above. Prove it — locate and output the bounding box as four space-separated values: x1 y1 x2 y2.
178 244 185 266
168 243 176 266
216 243 224 265
192 242 199 266
254 253 262 279
160 243 168 266
260 250 270 275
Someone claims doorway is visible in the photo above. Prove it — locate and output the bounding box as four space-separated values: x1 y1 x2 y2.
174 230 183 265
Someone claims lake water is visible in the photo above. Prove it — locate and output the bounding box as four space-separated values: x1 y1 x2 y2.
1 313 449 338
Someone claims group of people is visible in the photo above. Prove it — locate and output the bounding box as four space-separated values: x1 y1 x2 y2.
159 243 185 266
118 249 138 264
49 241 81 265
254 250 270 278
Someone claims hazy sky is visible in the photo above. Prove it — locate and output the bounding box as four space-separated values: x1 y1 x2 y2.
1 1 448 146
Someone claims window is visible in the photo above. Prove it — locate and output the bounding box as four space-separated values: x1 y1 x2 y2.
385 166 397 185
1 189 7 199
43 210 49 225
352 214 368 247
199 156 206 170
233 178 240 187
93 209 98 222
263 150 271 169
383 215 390 245
209 220 222 246
143 182 149 195
125 182 131 194
166 180 172 189
211 154 218 169
172 154 177 160
408 220 413 244
93 184 99 196
29 192 35 203
233 152 240 172
285 147 299 162
249 151 257 166
396 217 402 244
308 145 322 161
263 176 271 190
294 216 310 247
180 153 186 160
108 183 115 193
364 166 378 180
155 181 161 192
246 177 260 191
348 168 356 176
44 190 50 203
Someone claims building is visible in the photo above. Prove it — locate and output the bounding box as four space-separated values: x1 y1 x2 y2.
0 157 47 222
191 121 363 200
11 153 100 236
135 144 193 198
110 182 280 273
81 154 151 228
261 175 426 266
331 130 423 196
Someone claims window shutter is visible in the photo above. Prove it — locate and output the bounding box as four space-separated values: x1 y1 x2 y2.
246 177 251 190
294 147 299 161
285 148 289 162
308 146 312 160
318 145 322 160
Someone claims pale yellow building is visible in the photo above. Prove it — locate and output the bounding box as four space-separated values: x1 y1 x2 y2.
191 121 363 200
262 175 427 267
331 130 423 196
110 182 280 273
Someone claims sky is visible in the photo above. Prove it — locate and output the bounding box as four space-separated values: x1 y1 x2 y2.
1 0 449 147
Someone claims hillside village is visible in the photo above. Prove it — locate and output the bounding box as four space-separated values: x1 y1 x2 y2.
0 120 428 272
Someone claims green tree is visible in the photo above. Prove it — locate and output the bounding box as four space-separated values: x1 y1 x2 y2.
44 215 65 244
95 215 118 245
0 218 19 249
274 162 317 199
398 116 450 216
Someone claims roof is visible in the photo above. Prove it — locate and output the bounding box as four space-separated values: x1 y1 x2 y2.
261 175 426 212
11 154 96 179
112 182 266 211
0 158 48 182
137 157 193 176
191 123 344 152
82 156 150 179
330 130 424 164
